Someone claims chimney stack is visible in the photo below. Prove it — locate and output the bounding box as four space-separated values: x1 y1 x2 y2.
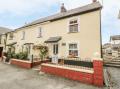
61 3 67 13
92 0 97 3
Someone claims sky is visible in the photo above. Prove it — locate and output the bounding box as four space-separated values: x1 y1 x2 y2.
0 0 120 44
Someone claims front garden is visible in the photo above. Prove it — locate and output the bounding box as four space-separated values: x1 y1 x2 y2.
3 45 49 68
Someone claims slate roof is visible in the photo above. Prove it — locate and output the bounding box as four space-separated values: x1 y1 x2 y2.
110 35 120 40
0 27 12 35
45 36 62 43
16 1 102 30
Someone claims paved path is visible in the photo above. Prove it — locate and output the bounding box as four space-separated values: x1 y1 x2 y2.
0 62 104 89
106 67 120 89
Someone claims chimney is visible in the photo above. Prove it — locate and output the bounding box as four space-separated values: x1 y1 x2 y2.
61 3 67 13
92 0 97 3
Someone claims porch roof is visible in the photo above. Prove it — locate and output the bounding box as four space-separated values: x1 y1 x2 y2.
24 43 34 45
45 36 62 43
6 42 17 46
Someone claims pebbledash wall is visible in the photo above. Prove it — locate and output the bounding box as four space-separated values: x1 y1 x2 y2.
41 58 104 87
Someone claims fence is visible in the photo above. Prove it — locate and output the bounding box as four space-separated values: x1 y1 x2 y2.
49 57 93 69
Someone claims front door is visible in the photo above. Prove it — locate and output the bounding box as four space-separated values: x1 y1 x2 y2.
53 43 58 55
0 47 3 57
52 43 59 64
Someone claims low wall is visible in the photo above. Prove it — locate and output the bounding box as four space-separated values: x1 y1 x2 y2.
41 59 103 87
41 64 94 84
11 59 32 69
32 60 50 67
11 59 50 69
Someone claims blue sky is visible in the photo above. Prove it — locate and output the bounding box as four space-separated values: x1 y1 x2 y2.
0 0 120 44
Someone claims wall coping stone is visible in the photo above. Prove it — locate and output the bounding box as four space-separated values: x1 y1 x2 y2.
41 63 94 73
11 59 31 63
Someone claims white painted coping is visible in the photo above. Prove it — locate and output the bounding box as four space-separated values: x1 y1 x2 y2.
11 59 32 63
41 63 94 74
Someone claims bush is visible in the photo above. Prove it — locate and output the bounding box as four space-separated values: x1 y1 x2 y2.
12 53 19 59
18 52 28 60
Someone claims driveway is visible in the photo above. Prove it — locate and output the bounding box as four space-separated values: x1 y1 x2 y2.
0 62 104 89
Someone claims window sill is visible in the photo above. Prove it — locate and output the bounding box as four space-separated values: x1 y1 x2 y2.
37 36 42 38
68 32 79 34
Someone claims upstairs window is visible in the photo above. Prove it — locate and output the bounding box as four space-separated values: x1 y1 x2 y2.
69 19 79 33
9 32 14 40
37 27 42 38
22 31 25 40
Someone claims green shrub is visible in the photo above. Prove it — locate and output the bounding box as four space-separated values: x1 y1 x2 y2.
18 52 28 60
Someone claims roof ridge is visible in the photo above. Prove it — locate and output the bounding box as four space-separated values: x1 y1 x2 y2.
16 1 102 30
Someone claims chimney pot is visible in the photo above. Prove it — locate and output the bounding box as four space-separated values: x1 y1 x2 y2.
93 0 97 3
61 3 67 13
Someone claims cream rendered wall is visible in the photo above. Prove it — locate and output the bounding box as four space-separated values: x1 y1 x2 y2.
15 10 101 59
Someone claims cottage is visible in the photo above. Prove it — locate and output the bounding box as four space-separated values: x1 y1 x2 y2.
5 1 102 60
0 27 11 58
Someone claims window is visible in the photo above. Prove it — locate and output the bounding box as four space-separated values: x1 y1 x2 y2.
68 43 78 56
22 31 25 40
37 27 42 38
53 44 58 55
69 19 79 33
9 32 14 40
0 35 1 44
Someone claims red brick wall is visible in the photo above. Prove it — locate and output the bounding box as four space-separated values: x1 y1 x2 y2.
32 60 50 67
41 59 104 87
11 59 32 69
41 65 94 85
11 59 50 69
93 60 103 87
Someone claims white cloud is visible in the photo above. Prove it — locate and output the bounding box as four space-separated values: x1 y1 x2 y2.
0 0 58 15
0 0 120 44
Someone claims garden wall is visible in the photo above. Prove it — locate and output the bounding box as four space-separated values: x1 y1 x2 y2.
41 58 103 87
10 59 50 69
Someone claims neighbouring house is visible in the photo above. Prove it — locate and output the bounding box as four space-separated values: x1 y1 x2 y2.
102 43 112 55
110 35 120 57
4 1 102 60
0 27 11 58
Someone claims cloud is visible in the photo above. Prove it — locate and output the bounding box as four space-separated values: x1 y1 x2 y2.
0 0 58 15
0 0 120 44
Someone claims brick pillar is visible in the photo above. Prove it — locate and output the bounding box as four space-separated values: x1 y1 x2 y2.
93 58 103 87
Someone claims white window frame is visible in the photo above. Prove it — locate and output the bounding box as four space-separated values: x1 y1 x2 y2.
9 32 14 40
67 41 80 57
67 17 80 33
37 27 42 38
22 31 25 40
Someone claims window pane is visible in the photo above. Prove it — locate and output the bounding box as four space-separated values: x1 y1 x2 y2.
38 28 42 37
69 44 77 49
69 50 78 56
69 24 78 32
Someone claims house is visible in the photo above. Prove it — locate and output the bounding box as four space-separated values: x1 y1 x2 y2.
102 43 112 55
110 35 120 57
0 27 11 58
5 1 102 60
